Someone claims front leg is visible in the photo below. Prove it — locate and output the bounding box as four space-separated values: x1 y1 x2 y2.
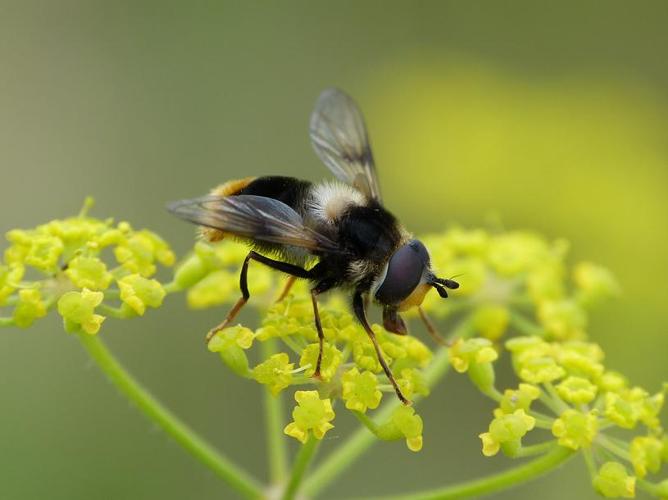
352 290 410 405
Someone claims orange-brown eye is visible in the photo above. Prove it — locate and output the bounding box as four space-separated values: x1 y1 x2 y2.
375 240 430 305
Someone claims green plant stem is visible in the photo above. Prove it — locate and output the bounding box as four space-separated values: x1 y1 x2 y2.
303 317 474 498
514 441 557 458
509 311 546 337
543 382 569 413
78 333 264 500
358 446 575 500
637 478 663 497
282 435 320 500
0 317 15 326
597 434 631 461
98 303 129 318
582 448 597 479
261 338 288 485
530 416 555 430
352 410 380 435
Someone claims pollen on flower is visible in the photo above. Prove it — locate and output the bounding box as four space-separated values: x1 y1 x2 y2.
252 353 294 395
341 367 382 412
57 288 106 335
65 256 113 291
593 462 636 498
497 383 541 414
118 274 166 316
629 435 663 478
448 338 498 373
479 409 536 457
284 390 335 444
551 409 598 450
1 199 175 335
299 342 342 382
556 376 598 405
376 406 424 452
13 289 47 328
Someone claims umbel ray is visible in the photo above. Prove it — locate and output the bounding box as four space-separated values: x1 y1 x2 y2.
168 88 459 404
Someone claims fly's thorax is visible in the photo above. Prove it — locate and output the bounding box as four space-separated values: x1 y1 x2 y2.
306 181 367 225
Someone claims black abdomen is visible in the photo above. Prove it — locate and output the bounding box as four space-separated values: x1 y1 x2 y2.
237 176 312 215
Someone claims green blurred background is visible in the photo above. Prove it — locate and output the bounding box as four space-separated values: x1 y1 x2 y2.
1 1 667 499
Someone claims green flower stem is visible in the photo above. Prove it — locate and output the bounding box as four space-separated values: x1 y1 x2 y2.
582 448 597 479
303 317 475 498
162 281 181 294
509 311 546 337
483 387 504 402
637 479 663 497
98 303 129 319
529 416 555 430
597 435 631 461
281 435 320 500
538 392 564 415
78 333 264 500
358 445 575 500
352 410 380 435
280 336 306 356
514 441 557 458
3 295 19 306
543 382 569 413
0 317 15 326
261 338 288 485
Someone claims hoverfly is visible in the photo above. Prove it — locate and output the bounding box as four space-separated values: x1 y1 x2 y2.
168 88 459 404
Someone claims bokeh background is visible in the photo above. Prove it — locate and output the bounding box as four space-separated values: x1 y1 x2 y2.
1 1 667 499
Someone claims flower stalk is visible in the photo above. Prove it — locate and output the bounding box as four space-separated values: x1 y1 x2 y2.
357 445 575 500
77 333 264 499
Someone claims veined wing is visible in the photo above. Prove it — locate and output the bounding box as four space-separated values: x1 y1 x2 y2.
168 194 342 253
309 88 382 203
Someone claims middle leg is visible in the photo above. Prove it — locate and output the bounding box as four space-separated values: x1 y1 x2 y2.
310 279 335 379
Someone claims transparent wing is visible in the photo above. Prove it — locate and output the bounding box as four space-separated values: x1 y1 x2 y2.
168 194 342 253
309 88 382 202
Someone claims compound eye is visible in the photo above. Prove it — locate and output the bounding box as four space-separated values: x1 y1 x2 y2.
375 240 429 305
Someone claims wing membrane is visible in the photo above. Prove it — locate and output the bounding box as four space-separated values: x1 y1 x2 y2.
309 88 382 202
168 194 341 252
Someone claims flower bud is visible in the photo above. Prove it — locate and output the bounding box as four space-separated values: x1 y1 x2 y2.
252 353 294 395
551 409 598 450
592 462 635 498
284 390 335 443
341 368 382 413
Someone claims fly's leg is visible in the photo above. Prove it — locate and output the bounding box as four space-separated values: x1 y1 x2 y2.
310 279 335 379
417 306 452 347
205 251 311 344
276 275 297 302
353 289 410 405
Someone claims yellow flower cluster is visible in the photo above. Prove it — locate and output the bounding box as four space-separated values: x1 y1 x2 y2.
4 203 665 491
0 198 173 334
449 332 667 498
420 228 619 341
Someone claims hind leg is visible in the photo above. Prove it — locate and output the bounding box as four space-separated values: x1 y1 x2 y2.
205 251 311 343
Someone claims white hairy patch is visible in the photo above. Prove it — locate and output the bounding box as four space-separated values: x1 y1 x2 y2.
370 262 389 296
308 181 366 223
347 259 373 284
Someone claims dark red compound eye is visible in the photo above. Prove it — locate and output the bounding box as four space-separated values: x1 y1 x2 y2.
375 239 430 305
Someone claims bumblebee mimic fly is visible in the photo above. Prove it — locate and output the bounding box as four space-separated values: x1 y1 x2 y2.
168 88 459 404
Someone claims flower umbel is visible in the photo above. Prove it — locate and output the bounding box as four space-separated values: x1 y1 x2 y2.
4 207 668 499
